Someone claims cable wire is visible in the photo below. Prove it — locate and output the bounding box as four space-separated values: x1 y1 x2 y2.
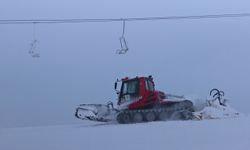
1 13 250 24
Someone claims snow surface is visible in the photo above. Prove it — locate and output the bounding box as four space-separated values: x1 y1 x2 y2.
1 116 250 150
0 98 247 150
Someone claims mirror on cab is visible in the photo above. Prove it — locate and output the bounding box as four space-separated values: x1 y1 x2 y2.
114 82 117 90
114 82 120 95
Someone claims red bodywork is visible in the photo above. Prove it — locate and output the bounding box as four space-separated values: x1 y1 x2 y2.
117 76 172 110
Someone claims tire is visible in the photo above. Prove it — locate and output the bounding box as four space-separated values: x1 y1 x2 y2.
132 112 143 123
158 111 169 121
145 112 156 122
181 110 193 120
117 113 131 124
170 111 184 120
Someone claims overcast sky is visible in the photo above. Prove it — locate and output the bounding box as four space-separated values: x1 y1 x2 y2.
1 0 250 128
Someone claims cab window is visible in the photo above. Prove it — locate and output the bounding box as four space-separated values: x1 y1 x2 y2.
145 79 155 91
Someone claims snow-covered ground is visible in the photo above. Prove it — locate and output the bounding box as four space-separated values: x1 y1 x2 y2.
1 116 250 150
1 95 247 150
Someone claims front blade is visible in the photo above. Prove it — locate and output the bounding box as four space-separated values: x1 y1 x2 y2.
75 104 118 122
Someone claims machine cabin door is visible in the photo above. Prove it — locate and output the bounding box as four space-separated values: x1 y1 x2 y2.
118 79 139 105
144 78 156 104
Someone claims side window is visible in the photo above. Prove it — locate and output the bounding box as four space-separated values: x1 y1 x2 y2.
127 80 138 94
145 79 155 91
145 80 149 90
122 83 128 95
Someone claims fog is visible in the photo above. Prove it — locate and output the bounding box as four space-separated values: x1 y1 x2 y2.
1 0 250 128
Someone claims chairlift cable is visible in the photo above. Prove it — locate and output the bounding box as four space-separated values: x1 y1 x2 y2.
1 13 250 24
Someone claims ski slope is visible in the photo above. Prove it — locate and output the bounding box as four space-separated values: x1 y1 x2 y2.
1 116 250 150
